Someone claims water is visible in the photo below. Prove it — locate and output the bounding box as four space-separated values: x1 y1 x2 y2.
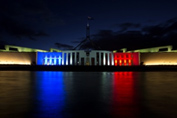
0 71 177 118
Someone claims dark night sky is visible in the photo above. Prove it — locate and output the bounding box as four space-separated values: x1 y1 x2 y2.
0 0 177 50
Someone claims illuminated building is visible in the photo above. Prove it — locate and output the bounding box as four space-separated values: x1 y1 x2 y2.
0 52 36 65
113 52 139 66
37 51 139 66
2 45 177 66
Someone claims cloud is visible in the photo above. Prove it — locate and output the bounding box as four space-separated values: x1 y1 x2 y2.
55 43 73 49
142 18 177 37
78 18 177 50
0 0 52 41
0 14 49 40
17 0 65 26
119 23 141 28
115 22 141 32
166 17 177 24
0 0 63 42
71 40 82 44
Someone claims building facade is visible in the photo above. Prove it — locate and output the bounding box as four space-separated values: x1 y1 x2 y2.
2 45 177 66
36 51 139 66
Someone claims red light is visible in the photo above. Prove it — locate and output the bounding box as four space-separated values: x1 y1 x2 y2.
128 59 131 66
115 60 117 66
113 52 139 66
112 72 139 117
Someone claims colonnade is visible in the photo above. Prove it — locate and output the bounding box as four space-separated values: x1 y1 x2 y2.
61 51 81 65
38 51 139 66
62 51 114 66
89 51 114 66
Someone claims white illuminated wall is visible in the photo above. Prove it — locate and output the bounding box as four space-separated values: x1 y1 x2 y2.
0 52 36 65
62 50 86 66
62 50 114 66
89 50 114 66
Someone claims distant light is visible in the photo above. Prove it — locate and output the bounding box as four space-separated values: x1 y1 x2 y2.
119 60 122 63
144 63 177 65
0 62 31 65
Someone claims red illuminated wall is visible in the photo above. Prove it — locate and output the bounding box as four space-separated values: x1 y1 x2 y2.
113 52 139 66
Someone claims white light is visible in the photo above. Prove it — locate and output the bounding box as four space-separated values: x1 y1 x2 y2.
144 63 177 65
0 61 31 65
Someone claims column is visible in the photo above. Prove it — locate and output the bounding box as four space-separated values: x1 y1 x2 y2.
70 52 72 65
62 53 65 65
99 52 101 66
107 53 110 66
44 56 47 65
58 56 61 65
66 52 68 65
54 56 56 65
103 52 106 66
49 56 52 65
112 53 114 66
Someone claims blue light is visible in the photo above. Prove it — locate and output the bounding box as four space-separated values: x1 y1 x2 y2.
37 52 62 65
54 56 57 65
49 56 52 65
34 71 65 117
44 56 48 65
59 56 61 65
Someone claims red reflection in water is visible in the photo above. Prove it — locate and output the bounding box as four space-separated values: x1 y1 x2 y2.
112 72 139 118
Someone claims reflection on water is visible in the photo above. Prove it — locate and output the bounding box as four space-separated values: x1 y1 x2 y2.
1 71 177 118
32 71 65 118
0 71 32 118
112 72 139 118
143 72 177 118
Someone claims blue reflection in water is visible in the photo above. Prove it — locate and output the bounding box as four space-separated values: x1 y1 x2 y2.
34 71 65 118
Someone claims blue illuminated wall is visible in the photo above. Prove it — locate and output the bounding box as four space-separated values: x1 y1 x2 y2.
37 52 62 65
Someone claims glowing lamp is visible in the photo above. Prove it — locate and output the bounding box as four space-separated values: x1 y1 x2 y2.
115 60 118 66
